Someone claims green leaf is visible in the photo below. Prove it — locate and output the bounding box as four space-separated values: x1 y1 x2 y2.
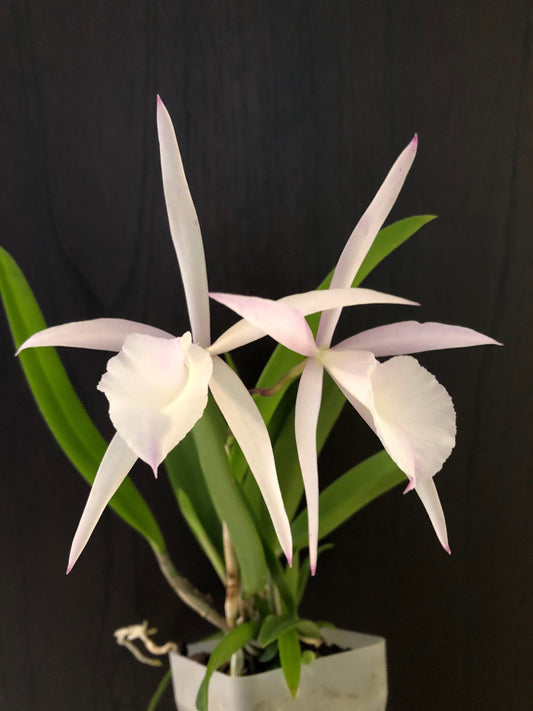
258 614 301 647
146 669 172 711
278 628 301 698
258 642 279 663
295 620 322 640
192 396 268 595
0 247 165 553
195 621 259 711
165 432 224 572
351 214 436 286
175 490 225 583
292 450 407 550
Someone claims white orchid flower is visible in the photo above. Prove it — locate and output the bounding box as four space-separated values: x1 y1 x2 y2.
18 98 299 571
209 136 501 572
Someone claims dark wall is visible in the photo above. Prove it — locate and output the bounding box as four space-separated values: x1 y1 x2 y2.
1 2 531 710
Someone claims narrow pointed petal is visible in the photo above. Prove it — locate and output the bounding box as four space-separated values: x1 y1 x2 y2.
16 318 173 355
294 359 324 575
208 287 416 355
157 97 210 347
98 332 212 471
67 433 138 572
317 135 418 347
209 292 318 356
369 356 456 487
334 321 502 356
414 477 450 553
208 355 293 562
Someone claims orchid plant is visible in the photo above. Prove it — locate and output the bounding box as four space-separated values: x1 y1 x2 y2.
0 97 499 709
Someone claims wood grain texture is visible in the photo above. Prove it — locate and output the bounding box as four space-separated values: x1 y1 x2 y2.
1 2 531 709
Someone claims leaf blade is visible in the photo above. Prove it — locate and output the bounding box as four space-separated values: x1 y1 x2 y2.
192 396 268 595
278 628 301 699
292 450 407 550
195 621 259 711
0 247 165 552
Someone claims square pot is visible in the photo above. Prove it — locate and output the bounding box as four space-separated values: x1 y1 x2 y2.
170 627 387 711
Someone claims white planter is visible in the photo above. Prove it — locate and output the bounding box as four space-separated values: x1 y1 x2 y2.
170 627 387 711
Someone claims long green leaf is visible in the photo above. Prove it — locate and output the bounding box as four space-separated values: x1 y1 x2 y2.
258 614 300 647
230 215 436 482
165 432 223 565
278 628 301 699
195 621 259 711
192 396 268 595
0 247 165 552
176 490 225 583
292 450 407 550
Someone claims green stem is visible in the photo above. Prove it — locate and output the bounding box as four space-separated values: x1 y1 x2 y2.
155 549 227 631
249 361 306 397
146 669 172 711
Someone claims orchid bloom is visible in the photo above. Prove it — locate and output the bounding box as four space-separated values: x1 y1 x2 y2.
209 135 500 572
17 98 303 571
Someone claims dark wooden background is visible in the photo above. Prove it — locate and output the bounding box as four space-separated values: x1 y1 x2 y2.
1 2 531 710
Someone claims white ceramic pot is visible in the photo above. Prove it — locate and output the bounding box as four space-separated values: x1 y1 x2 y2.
170 627 387 711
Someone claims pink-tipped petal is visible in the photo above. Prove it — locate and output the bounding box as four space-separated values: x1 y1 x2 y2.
317 135 418 348
67 434 138 572
208 287 416 355
209 356 293 563
157 97 211 347
209 292 318 356
294 359 325 575
413 477 450 553
16 318 173 355
370 356 456 488
98 332 212 470
334 321 502 356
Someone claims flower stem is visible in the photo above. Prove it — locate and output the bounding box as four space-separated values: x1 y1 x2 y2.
249 360 306 397
154 548 227 631
146 669 172 711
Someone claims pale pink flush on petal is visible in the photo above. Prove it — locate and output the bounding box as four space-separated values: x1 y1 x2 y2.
157 96 210 348
208 287 417 355
317 135 418 348
67 433 138 572
335 321 501 356
209 356 293 563
98 332 213 474
209 292 318 357
17 318 173 355
294 359 324 575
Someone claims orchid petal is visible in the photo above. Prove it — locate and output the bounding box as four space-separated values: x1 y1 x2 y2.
414 477 450 553
294 359 324 574
320 348 378 412
208 355 293 563
209 292 318 356
208 287 417 355
157 97 210 347
317 135 418 347
98 332 212 472
369 356 456 488
334 321 501 356
16 318 173 355
67 433 138 572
